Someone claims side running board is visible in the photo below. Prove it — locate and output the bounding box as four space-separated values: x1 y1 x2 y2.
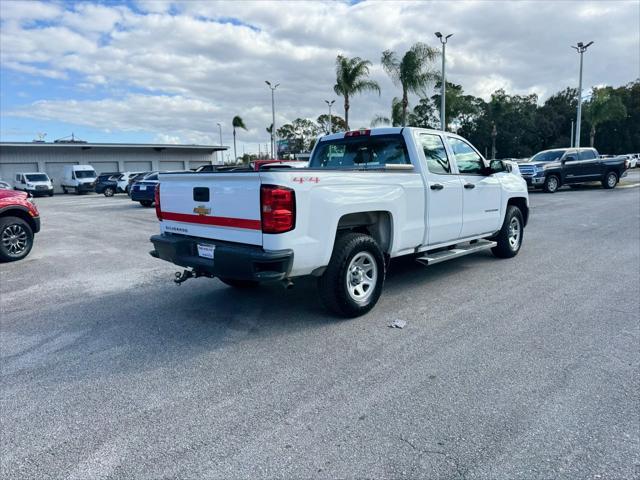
416 240 497 266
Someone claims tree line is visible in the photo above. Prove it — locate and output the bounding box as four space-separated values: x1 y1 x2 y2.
231 45 639 160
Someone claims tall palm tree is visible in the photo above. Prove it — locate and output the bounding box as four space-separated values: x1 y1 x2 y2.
232 115 247 162
334 55 380 130
381 42 439 126
584 88 626 147
370 97 403 127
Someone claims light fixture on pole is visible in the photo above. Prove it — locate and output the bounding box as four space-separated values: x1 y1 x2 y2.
265 80 280 159
435 31 453 131
324 99 335 134
571 41 593 148
216 122 223 164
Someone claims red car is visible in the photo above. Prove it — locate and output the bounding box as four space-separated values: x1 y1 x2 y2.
0 189 40 262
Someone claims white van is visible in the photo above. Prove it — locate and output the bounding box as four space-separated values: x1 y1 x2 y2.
14 172 54 196
61 165 97 194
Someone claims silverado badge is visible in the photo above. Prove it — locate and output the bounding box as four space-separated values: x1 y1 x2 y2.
193 205 211 216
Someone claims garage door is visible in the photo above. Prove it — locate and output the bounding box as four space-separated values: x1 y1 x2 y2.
124 161 152 172
45 162 78 193
0 163 38 186
160 161 185 171
91 161 119 175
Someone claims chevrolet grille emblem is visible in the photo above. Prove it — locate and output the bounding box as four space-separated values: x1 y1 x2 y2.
193 205 211 216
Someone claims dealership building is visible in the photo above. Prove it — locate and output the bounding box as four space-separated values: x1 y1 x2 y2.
0 141 228 192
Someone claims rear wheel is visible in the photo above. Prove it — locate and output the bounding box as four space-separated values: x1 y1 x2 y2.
140 200 153 207
543 175 560 193
104 187 115 197
318 232 385 317
218 277 259 288
602 171 618 189
0 216 34 262
491 205 524 259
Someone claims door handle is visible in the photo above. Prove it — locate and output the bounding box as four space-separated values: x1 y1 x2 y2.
430 183 444 190
464 183 476 189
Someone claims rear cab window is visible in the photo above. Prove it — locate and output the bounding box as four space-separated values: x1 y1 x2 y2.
309 134 410 169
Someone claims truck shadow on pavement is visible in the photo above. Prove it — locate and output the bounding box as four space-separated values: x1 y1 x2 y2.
2 252 492 383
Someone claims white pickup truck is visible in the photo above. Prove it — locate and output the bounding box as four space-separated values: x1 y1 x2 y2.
150 127 529 316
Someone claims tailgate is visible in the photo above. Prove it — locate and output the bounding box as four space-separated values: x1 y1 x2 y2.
158 172 262 245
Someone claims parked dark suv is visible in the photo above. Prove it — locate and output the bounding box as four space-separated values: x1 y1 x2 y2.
519 147 629 193
94 172 120 197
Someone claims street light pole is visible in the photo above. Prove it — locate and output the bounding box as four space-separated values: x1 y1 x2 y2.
571 41 593 148
216 122 223 164
324 99 335 134
265 80 280 159
435 32 453 131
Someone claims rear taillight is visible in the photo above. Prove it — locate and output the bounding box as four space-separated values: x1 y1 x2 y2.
261 185 295 234
345 129 370 137
155 184 162 220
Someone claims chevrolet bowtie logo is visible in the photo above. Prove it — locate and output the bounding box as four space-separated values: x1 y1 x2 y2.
193 205 211 216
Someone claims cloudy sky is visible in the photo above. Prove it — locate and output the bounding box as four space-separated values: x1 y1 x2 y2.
1 0 638 153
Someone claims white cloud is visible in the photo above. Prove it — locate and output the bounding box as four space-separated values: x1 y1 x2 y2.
1 0 638 148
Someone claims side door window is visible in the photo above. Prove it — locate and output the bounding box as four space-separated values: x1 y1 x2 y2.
446 137 485 174
419 133 451 174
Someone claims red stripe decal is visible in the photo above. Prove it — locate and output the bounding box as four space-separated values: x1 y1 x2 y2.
162 212 261 230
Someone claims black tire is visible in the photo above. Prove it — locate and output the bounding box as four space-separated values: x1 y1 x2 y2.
602 171 618 189
140 200 153 207
318 232 385 318
0 216 34 262
491 205 524 259
62 187 68 194
49 191 54 197
76 187 82 195
218 277 259 288
543 175 560 193
104 187 115 197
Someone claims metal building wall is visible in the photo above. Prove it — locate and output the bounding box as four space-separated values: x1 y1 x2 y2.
0 146 215 193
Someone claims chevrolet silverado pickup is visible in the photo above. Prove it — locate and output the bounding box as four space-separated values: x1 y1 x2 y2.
519 147 629 193
150 127 529 317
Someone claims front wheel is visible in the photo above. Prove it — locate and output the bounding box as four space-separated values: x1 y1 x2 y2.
0 216 34 262
140 200 153 207
602 171 618 189
104 187 115 197
62 187 68 194
543 175 560 193
318 232 385 317
491 205 524 259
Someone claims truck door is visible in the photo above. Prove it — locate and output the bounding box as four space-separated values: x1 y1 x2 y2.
577 149 601 178
561 150 580 183
418 133 463 245
446 136 502 238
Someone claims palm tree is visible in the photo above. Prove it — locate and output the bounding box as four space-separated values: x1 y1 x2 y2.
584 88 626 147
370 97 403 127
232 116 247 162
334 55 380 130
381 42 439 126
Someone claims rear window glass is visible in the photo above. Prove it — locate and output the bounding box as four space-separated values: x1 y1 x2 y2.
309 134 409 169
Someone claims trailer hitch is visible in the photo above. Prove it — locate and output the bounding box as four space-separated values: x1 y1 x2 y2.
174 270 195 285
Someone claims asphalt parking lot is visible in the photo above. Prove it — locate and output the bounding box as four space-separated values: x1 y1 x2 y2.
2 171 639 480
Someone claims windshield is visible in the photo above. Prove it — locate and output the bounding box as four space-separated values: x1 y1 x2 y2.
76 170 96 179
309 134 409 169
530 150 564 162
26 174 49 182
